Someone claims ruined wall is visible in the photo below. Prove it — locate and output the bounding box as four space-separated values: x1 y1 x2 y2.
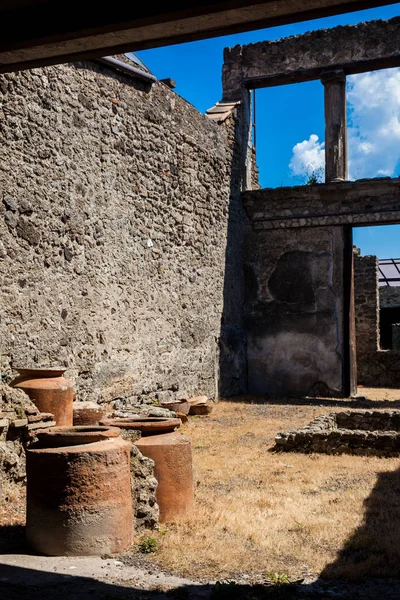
354 254 400 387
0 61 246 404
244 225 345 397
354 255 379 355
223 16 400 99
243 179 400 230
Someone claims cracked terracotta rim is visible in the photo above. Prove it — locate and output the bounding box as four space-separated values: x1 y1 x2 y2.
100 417 181 435
33 425 121 448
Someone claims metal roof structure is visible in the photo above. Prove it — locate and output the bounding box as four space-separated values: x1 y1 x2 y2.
379 259 400 286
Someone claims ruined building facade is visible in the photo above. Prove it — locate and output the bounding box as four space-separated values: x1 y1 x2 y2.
2 16 400 403
0 59 246 405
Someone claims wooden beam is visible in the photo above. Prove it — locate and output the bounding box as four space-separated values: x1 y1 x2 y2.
0 0 398 73
322 70 348 183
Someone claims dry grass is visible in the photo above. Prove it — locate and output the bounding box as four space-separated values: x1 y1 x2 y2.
0 479 25 553
3 388 400 583
0 480 25 528
154 394 400 582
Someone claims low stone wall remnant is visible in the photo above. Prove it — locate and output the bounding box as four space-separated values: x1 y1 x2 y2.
274 410 400 456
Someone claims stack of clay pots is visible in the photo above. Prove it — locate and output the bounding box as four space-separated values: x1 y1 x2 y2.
100 415 194 523
11 369 133 556
25 425 133 556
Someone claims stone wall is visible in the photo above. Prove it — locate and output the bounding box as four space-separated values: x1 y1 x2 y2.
244 225 345 396
0 60 246 404
242 178 400 231
354 254 400 387
354 255 379 355
223 16 400 99
0 383 55 484
275 410 400 456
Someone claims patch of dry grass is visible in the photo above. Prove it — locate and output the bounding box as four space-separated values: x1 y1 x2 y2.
0 480 25 528
154 398 400 582
0 479 25 553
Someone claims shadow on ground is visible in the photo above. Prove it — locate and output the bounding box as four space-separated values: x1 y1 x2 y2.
3 455 400 599
0 525 26 554
0 563 306 600
2 561 400 600
321 465 400 580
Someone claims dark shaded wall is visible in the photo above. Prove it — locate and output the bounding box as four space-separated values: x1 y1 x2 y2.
245 225 345 396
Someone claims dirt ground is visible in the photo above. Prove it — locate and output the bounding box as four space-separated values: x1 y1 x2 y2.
2 388 400 599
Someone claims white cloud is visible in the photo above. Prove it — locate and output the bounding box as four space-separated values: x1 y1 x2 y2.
289 134 325 179
289 67 400 181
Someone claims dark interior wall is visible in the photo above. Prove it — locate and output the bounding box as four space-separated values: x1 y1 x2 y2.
379 286 400 349
380 307 400 349
244 225 345 396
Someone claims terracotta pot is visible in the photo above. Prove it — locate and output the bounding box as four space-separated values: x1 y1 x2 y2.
34 425 121 448
135 432 194 522
176 412 189 424
160 401 190 415
11 368 74 426
189 402 213 416
73 401 104 426
26 436 133 556
100 416 180 436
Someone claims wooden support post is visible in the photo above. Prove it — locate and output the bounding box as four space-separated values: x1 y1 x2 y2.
322 70 348 182
241 87 253 191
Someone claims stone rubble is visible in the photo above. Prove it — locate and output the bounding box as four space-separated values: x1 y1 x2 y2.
0 382 56 483
274 410 400 456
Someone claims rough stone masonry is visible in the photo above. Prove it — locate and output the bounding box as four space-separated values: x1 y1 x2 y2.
0 58 246 404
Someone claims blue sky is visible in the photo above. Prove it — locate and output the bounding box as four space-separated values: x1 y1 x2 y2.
137 3 400 259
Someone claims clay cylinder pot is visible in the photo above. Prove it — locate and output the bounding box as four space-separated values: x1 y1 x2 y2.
26 427 133 556
35 425 121 447
12 368 74 426
160 401 190 415
100 416 181 436
73 401 104 426
135 432 194 523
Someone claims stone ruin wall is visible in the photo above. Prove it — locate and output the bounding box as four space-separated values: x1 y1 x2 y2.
354 254 400 387
275 409 400 456
0 61 246 407
354 254 380 356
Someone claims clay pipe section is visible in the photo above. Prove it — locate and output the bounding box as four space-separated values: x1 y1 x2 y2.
12 368 74 426
26 432 133 556
100 416 181 436
34 425 121 448
135 432 194 523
